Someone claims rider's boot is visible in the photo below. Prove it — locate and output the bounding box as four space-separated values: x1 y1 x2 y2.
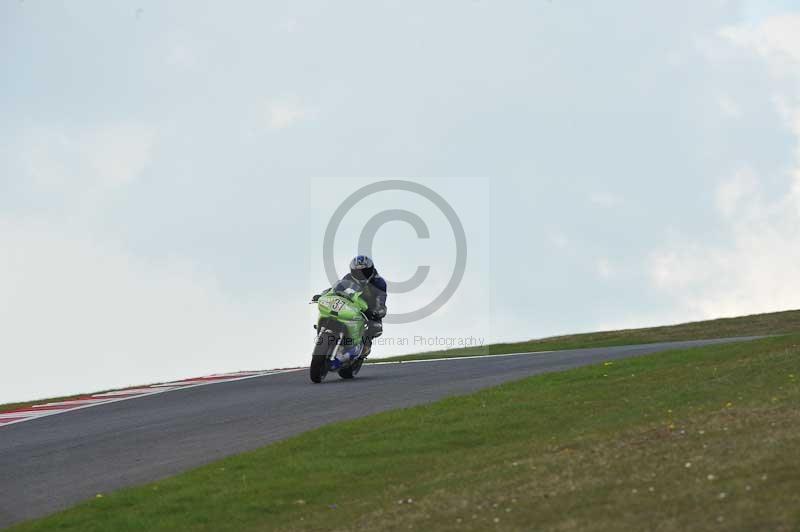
362 339 372 358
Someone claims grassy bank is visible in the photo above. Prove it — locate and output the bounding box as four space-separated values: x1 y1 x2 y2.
372 308 800 362
12 334 800 531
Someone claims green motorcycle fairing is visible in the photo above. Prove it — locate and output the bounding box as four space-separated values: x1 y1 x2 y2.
316 289 369 347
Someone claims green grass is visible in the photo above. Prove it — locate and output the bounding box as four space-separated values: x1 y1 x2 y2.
12 334 800 531
371 308 800 362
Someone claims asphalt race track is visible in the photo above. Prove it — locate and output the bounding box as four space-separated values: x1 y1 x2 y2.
0 337 759 528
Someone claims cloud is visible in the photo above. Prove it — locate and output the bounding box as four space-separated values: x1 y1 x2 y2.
714 167 760 218
0 217 281 404
595 257 615 280
19 123 157 189
719 14 800 64
0 120 311 403
649 190 800 317
717 94 743 119
163 29 204 70
166 43 199 69
265 100 313 129
588 192 623 208
649 15 800 318
548 231 570 250
278 16 299 33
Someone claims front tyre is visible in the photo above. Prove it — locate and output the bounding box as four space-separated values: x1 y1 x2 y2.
310 334 336 383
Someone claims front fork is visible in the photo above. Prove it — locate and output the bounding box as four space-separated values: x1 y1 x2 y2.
315 319 368 366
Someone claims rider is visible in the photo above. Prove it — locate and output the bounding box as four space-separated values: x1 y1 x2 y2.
313 255 387 356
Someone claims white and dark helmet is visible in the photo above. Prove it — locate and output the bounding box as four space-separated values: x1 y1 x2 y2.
349 255 375 281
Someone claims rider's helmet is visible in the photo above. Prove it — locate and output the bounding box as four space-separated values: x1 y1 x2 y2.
349 255 375 282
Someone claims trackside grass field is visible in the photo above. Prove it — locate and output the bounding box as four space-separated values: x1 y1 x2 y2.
371 308 800 362
12 335 800 531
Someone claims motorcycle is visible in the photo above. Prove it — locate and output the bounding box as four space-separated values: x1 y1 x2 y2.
309 279 373 383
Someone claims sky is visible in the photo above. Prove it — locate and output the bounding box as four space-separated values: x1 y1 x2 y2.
2 0 800 403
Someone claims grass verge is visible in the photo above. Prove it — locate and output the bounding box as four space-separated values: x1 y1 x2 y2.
11 335 800 531
371 308 800 362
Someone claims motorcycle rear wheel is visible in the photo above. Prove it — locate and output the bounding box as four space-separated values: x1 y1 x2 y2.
338 357 364 379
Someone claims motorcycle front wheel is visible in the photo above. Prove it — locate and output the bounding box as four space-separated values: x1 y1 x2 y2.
310 333 336 383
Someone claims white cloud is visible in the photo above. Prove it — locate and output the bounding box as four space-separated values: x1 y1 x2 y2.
265 100 313 129
19 123 157 189
0 121 314 403
588 192 623 208
649 197 800 318
717 94 743 119
0 218 290 404
595 257 615 280
166 43 199 69
548 231 570 250
87 124 157 185
719 14 800 64
650 245 708 290
649 16 800 319
278 16 299 33
719 13 800 114
715 168 759 218
164 30 203 70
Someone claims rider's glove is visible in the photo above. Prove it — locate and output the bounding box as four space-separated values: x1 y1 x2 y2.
311 294 320 302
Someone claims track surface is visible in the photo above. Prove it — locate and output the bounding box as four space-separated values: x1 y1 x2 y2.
0 337 758 528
